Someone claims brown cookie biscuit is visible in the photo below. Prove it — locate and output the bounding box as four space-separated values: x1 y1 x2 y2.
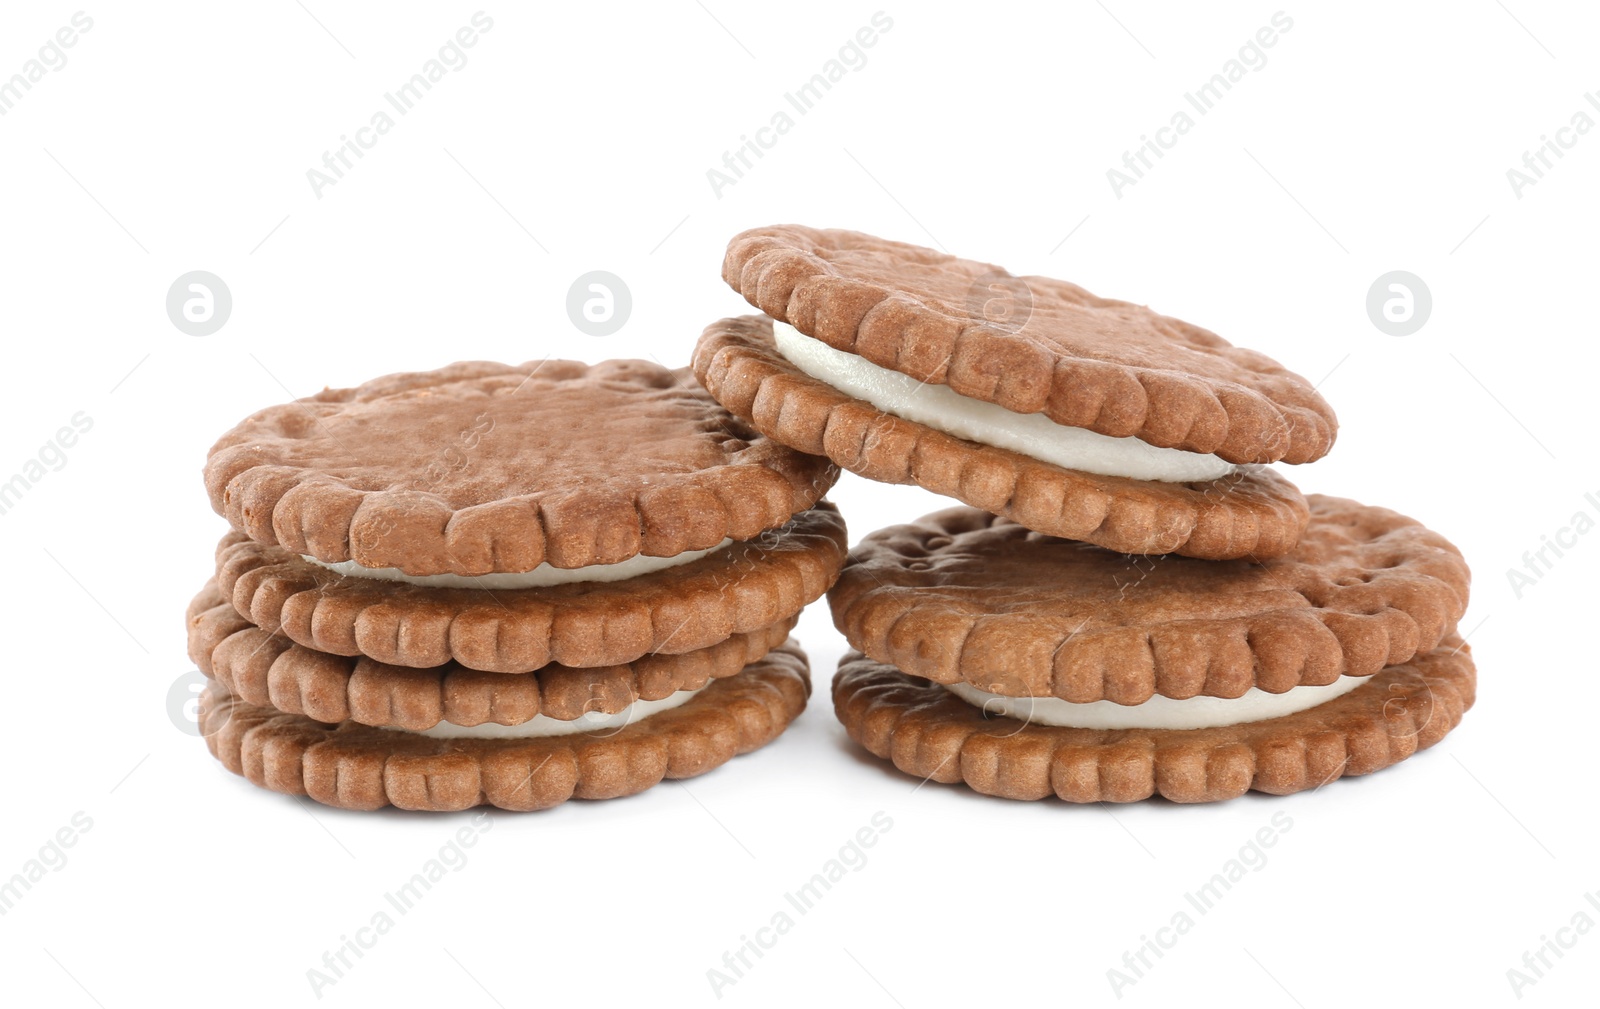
188 581 796 728
832 639 1475 803
723 225 1336 464
201 643 811 811
830 497 1469 703
214 504 848 673
204 359 838 576
695 315 1309 559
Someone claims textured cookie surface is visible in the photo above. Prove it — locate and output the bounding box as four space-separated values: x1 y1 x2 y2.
831 497 1469 702
187 581 795 728
201 643 811 811
695 315 1309 559
215 503 848 673
723 225 1336 464
832 639 1474 803
205 358 838 576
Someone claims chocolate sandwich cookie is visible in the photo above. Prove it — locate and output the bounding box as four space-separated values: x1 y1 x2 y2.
188 581 796 728
830 496 1469 701
697 226 1338 559
833 641 1473 803
828 496 1474 802
202 643 812 811
214 504 845 672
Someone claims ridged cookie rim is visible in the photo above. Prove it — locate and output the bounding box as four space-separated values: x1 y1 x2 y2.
200 642 811 811
831 640 1474 803
204 358 839 576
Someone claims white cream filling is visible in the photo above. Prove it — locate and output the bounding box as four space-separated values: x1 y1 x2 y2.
946 676 1370 731
771 320 1235 483
306 539 731 589
391 686 705 739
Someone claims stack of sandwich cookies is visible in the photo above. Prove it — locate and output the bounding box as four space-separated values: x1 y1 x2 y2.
830 498 1474 802
690 224 1474 801
695 225 1337 560
192 359 847 811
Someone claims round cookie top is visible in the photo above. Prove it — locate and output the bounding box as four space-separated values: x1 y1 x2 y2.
205 359 838 576
829 495 1470 703
723 225 1337 464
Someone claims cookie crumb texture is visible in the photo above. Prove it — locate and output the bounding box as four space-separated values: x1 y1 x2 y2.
722 225 1337 464
202 644 811 811
205 359 838 576
832 639 1474 803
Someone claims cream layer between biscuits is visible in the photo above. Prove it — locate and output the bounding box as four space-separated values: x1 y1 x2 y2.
945 676 1370 732
771 320 1235 483
304 539 732 589
385 685 706 739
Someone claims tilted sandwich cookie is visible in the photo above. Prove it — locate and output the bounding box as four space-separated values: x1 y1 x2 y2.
830 496 1475 802
194 358 847 810
696 225 1338 560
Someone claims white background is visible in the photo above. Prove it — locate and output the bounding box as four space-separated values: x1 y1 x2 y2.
1 2 1595 1006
